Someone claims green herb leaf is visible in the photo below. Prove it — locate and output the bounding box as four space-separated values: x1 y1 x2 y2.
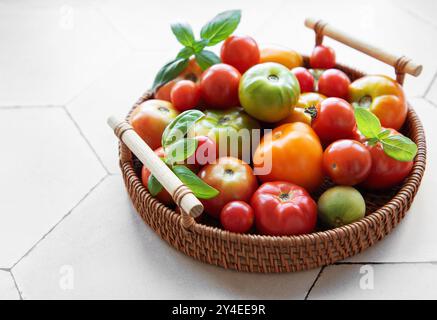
193 39 209 53
380 134 418 162
200 10 241 46
177 46 195 59
377 129 391 140
147 174 163 196
172 165 219 199
354 107 382 139
161 110 205 148
152 58 189 90
165 138 198 164
171 22 195 47
195 50 221 70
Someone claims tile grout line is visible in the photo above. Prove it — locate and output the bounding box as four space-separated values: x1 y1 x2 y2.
9 271 23 300
397 5 437 31
424 97 437 108
304 266 325 300
422 69 437 99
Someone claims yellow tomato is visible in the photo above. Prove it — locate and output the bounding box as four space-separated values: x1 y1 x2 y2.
277 93 326 126
260 46 303 69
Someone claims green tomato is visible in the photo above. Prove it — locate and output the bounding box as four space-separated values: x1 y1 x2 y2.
239 62 300 123
189 107 260 160
318 186 366 228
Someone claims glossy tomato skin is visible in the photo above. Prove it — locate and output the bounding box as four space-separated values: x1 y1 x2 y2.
220 35 260 74
318 69 351 100
259 46 303 69
220 201 254 233
310 45 336 69
277 92 327 126
323 139 372 185
311 97 356 145
200 63 241 109
198 157 258 218
291 67 314 93
170 80 200 111
251 182 317 236
185 136 217 166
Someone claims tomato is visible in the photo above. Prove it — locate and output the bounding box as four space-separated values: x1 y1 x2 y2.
310 45 336 69
220 35 260 74
170 80 200 111
198 157 258 218
349 75 407 130
277 93 326 126
199 63 241 109
323 139 372 185
278 107 311 126
185 136 217 166
318 69 351 99
130 99 179 149
250 182 317 236
253 122 323 192
220 201 254 233
296 92 326 108
291 67 314 93
311 97 356 145
239 62 300 122
361 129 413 189
259 45 303 69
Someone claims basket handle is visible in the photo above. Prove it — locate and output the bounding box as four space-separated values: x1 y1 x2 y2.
107 116 203 229
304 17 423 85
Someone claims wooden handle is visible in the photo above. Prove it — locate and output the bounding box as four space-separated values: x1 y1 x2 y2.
107 116 203 225
304 17 422 84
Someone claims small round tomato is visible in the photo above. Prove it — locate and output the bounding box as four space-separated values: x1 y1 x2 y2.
323 139 372 186
200 63 241 109
251 182 317 236
259 46 303 69
310 45 336 69
170 80 200 111
220 35 260 74
198 157 258 218
220 201 254 233
311 97 356 145
185 136 217 166
318 69 351 99
291 67 314 93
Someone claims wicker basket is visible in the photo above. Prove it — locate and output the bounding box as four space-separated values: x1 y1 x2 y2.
111 18 426 272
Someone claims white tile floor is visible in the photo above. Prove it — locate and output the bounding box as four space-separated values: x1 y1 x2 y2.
1 0 437 300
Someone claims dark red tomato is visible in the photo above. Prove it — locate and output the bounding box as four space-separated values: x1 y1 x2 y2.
200 64 241 109
185 136 217 166
250 182 317 236
361 129 414 189
220 35 260 74
323 139 372 186
318 69 351 100
220 201 254 233
170 80 201 111
310 45 336 69
291 67 314 93
311 97 356 145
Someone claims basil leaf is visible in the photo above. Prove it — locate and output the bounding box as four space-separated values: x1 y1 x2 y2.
193 39 209 53
165 138 198 164
380 134 418 162
172 165 219 199
147 174 163 196
354 107 382 139
200 10 241 46
195 50 221 70
177 46 194 59
378 129 391 140
152 58 188 90
171 22 195 47
161 110 205 148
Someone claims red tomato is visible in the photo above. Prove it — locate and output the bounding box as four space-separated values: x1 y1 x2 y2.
312 97 356 145
318 69 351 99
170 80 200 111
220 35 260 74
198 157 258 218
291 67 314 93
310 45 336 69
200 64 241 109
186 136 217 166
220 201 254 233
323 139 372 185
251 182 317 236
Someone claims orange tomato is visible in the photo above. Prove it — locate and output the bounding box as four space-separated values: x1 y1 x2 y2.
277 92 326 126
253 122 323 191
259 46 303 69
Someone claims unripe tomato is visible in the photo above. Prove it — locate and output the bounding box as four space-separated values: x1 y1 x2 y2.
318 69 351 100
220 201 254 233
291 67 314 93
310 45 336 69
170 80 200 111
220 35 260 74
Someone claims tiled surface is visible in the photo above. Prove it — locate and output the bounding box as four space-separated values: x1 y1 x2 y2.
1 0 437 299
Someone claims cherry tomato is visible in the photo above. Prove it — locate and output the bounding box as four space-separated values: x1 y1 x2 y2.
220 201 254 233
200 63 241 109
310 45 336 69
259 46 303 69
311 97 356 145
291 67 315 93
185 136 217 166
220 35 260 74
318 69 351 100
323 139 372 186
170 80 201 111
251 182 317 236
198 157 258 218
